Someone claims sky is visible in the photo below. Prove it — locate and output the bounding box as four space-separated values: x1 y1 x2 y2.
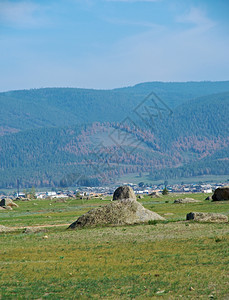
0 0 229 91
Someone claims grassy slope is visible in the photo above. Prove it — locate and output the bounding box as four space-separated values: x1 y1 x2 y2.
0 194 229 299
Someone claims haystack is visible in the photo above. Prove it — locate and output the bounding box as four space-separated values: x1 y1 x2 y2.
68 198 165 229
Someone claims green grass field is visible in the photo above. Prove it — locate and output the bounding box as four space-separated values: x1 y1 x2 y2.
1 194 229 299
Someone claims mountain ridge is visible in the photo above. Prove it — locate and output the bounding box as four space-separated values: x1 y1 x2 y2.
0 85 228 188
1 81 229 134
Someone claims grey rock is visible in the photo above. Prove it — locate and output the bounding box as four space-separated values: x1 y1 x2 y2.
21 198 30 201
113 186 136 201
23 227 48 234
53 199 67 203
68 198 165 229
0 225 10 232
174 198 200 204
186 212 228 223
149 192 161 198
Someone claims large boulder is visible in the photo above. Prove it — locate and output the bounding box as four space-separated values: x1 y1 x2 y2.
174 198 200 204
186 212 228 223
212 187 229 201
68 198 165 229
0 198 19 208
113 186 136 201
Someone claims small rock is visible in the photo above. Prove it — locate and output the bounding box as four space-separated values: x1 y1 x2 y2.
156 290 165 294
0 225 10 232
149 192 161 198
21 198 30 201
174 198 200 204
54 199 67 203
23 227 47 234
187 212 228 223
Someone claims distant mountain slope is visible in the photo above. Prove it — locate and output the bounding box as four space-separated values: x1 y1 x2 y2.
114 81 229 108
0 89 131 132
149 147 229 181
154 92 229 145
0 90 228 188
1 81 229 133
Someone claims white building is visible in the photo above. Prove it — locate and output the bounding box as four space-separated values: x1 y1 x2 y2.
202 188 212 193
46 191 57 197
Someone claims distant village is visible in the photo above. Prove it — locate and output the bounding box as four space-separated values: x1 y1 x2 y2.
1 181 228 200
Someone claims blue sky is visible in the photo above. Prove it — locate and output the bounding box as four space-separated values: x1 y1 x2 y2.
0 0 229 91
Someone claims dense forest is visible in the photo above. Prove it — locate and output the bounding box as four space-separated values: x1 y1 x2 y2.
0 82 229 188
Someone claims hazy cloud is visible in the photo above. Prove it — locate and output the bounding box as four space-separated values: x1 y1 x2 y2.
104 17 165 29
176 7 216 31
0 1 46 28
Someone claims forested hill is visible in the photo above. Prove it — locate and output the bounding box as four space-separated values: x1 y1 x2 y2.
153 91 229 145
114 81 229 106
1 81 229 133
0 87 228 188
